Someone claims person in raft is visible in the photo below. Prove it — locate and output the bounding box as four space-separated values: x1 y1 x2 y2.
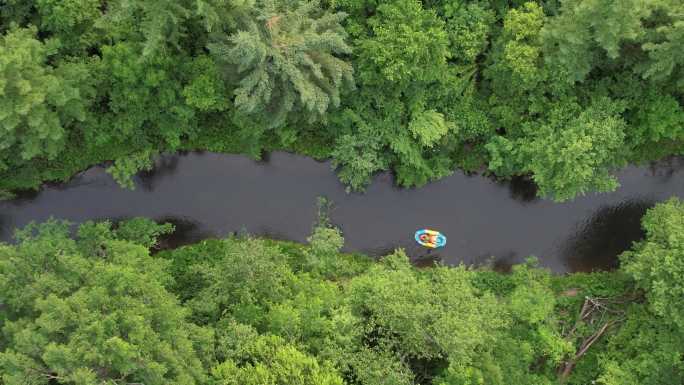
415 229 446 249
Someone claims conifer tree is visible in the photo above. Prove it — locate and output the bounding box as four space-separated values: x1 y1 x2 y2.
209 0 354 128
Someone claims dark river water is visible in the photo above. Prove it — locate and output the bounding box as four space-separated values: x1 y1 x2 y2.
1 152 683 273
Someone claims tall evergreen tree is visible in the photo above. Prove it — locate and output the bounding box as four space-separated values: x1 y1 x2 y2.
209 0 354 128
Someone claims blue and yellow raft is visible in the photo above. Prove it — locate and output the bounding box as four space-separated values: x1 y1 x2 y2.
415 229 447 249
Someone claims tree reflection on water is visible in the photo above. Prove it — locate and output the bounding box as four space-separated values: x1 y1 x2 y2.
561 199 653 272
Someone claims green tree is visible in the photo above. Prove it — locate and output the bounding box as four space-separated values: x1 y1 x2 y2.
93 42 196 149
484 1 550 132
35 0 103 54
348 251 506 383
439 1 496 65
114 217 175 248
346 347 414 385
330 110 390 190
181 238 296 325
625 86 684 160
638 0 684 87
332 0 458 189
0 27 92 171
355 0 450 86
0 1 36 32
596 305 684 385
435 261 568 385
0 220 208 384
591 198 684 384
487 97 628 201
209 0 354 128
541 0 652 83
211 334 344 385
102 0 194 56
182 55 231 113
105 149 156 189
621 198 684 328
303 222 346 276
162 234 363 376
541 0 684 89
264 273 360 363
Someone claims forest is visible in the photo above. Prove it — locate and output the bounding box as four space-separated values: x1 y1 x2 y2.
1 0 684 384
0 0 682 200
1 198 683 384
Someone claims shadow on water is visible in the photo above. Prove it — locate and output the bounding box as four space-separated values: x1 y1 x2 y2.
83 215 214 251
257 151 272 163
8 188 41 204
488 252 523 273
507 175 540 204
43 171 96 191
647 156 684 182
411 253 443 268
350 243 396 258
7 170 100 206
560 199 654 272
154 216 216 250
0 214 7 242
494 175 540 204
352 242 443 268
137 153 184 192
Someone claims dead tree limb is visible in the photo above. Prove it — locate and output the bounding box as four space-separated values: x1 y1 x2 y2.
558 297 625 382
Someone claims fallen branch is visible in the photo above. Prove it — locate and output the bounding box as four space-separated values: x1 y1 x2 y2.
558 297 626 382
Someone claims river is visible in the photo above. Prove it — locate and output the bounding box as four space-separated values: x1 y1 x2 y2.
1 152 683 273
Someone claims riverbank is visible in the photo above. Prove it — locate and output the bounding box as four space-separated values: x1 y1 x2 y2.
3 209 681 384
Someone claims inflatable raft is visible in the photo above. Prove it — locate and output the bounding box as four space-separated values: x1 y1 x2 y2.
415 229 447 249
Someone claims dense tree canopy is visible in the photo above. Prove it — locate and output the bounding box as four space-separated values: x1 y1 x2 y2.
2 200 683 384
0 219 207 384
0 0 682 197
594 198 684 385
0 27 92 172
1 0 683 382
621 198 684 328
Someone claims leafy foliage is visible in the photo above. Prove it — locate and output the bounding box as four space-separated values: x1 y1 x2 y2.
1 0 684 198
488 97 628 200
2 203 684 384
331 0 460 189
596 305 684 385
35 0 103 54
621 198 684 327
0 219 207 384
93 42 196 149
0 27 92 171
355 0 450 86
592 198 684 385
211 333 344 385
